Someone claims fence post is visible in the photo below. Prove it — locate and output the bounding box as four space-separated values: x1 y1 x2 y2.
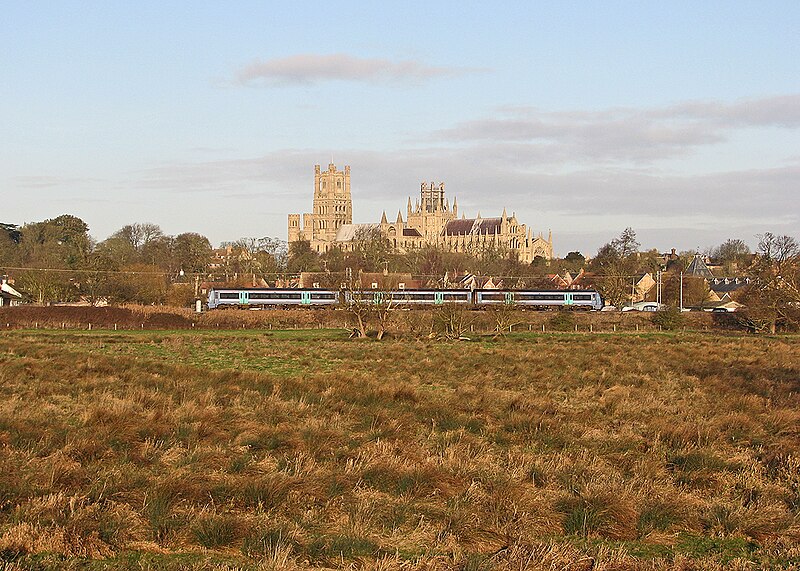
114 323 117 331
88 323 92 331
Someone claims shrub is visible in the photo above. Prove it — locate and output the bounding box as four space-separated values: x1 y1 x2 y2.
547 310 575 331
651 306 685 330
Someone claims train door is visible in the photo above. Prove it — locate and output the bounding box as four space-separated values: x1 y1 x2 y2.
238 291 249 305
301 291 312 305
504 292 514 305
434 292 444 305
564 292 573 306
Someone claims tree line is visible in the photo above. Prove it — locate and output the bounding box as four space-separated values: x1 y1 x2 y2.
1 215 798 332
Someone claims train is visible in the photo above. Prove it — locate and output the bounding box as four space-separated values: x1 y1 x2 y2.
207 287 604 310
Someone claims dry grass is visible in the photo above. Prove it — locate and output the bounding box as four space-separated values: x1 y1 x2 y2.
0 304 723 334
0 329 798 570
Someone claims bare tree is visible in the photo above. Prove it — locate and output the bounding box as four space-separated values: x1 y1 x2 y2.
740 233 800 333
344 289 373 339
490 297 521 339
432 302 471 340
374 293 395 340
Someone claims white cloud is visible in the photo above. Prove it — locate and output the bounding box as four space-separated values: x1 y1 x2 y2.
436 94 800 163
235 53 482 86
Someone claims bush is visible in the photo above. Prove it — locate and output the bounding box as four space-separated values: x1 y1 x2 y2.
651 306 685 330
547 310 575 331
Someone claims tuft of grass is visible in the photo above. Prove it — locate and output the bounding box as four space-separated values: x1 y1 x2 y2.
191 513 238 549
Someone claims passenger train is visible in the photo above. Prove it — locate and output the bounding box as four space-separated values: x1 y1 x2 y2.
207 287 604 310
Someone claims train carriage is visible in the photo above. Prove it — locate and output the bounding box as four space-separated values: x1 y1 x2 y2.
207 288 338 309
474 289 603 310
345 289 471 306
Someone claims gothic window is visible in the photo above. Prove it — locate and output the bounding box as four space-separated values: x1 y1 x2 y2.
337 180 341 189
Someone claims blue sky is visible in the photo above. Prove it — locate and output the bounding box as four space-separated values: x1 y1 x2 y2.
2 1 799 255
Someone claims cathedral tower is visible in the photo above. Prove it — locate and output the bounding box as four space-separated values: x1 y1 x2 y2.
288 163 352 252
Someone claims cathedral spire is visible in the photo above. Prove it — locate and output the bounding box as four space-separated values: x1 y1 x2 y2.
380 211 388 224
396 210 403 224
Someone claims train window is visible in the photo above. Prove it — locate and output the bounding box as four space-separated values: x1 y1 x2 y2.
482 294 505 301
572 294 592 301
311 293 335 300
529 294 565 301
219 293 239 299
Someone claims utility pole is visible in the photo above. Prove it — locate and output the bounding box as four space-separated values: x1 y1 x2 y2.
679 271 684 312
656 270 661 305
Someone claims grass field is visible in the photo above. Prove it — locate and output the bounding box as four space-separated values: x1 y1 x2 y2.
0 329 798 570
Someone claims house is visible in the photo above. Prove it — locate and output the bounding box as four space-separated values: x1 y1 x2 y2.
708 277 751 300
299 271 419 290
551 269 592 290
0 277 23 307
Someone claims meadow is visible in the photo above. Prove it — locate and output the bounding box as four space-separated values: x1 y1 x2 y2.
0 328 798 570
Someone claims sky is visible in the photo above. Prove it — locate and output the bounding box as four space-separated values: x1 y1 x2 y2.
2 1 799 256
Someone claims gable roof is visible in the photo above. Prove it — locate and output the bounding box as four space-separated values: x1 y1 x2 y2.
1 281 22 299
335 223 380 242
709 277 751 293
444 217 502 236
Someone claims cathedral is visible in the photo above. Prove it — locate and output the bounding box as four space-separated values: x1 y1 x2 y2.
288 163 553 263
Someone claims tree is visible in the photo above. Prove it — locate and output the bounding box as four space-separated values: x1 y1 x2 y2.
18 214 91 269
257 237 288 274
563 251 586 270
15 269 75 304
111 223 164 253
591 229 641 307
711 239 751 273
287 240 322 274
739 233 800 333
0 223 21 244
351 227 394 272
173 233 212 274
141 235 176 273
0 223 21 266
611 227 640 259
432 302 471 340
